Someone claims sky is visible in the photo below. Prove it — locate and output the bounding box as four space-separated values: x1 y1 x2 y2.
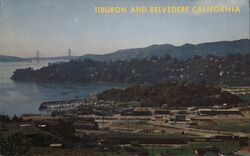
0 0 249 57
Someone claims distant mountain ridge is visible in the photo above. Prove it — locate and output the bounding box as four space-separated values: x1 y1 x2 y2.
0 55 76 62
38 56 77 61
0 55 28 62
78 39 250 61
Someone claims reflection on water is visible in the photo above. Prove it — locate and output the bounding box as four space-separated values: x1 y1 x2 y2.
0 61 127 116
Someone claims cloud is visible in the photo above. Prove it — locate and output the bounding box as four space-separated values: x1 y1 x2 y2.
73 17 79 22
195 0 249 6
0 0 6 9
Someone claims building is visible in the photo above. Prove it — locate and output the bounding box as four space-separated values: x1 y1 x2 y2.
133 107 153 116
49 143 63 148
154 109 170 115
73 121 98 130
175 114 186 121
0 123 8 131
235 146 250 155
194 146 219 156
198 109 242 116
120 108 134 116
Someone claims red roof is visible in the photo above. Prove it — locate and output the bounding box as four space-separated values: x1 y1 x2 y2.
240 146 250 152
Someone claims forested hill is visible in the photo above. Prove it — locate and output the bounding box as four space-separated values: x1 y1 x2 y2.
11 54 250 86
78 39 250 61
97 82 242 107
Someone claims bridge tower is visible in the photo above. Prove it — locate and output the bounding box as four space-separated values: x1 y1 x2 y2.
36 50 40 63
68 48 71 60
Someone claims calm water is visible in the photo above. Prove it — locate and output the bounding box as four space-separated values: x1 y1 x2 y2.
0 61 127 116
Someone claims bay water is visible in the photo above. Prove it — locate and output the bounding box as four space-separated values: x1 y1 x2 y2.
0 60 127 116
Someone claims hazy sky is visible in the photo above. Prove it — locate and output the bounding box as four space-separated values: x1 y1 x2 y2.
0 0 249 57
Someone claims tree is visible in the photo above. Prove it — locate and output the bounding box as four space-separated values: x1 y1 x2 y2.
0 133 32 155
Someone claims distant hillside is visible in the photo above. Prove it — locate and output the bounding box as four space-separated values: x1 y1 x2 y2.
78 39 250 61
0 55 28 62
